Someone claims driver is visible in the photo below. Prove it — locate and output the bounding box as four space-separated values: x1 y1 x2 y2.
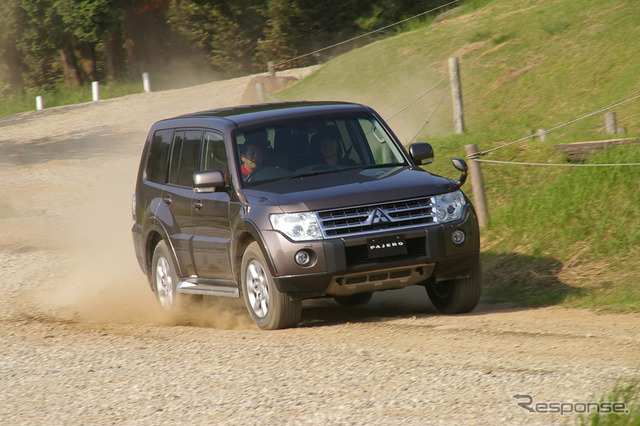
241 139 265 181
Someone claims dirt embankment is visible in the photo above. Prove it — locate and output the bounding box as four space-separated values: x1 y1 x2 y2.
0 69 638 424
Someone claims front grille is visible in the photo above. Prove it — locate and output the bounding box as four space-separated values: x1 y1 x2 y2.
345 236 427 267
316 197 436 238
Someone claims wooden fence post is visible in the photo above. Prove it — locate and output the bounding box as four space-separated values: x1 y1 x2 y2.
536 128 547 142
449 57 465 134
465 144 489 228
268 61 276 79
605 112 617 134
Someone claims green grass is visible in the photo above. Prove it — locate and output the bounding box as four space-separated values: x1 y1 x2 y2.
277 0 640 311
579 379 640 425
0 80 145 118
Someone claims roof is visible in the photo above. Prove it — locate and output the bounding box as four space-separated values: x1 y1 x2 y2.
166 101 374 128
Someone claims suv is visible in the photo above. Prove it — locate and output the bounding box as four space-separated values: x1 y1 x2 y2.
132 101 481 329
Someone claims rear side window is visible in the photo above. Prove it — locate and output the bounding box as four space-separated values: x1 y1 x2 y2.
169 130 203 187
145 129 174 183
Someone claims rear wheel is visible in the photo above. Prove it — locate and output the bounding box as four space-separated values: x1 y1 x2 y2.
241 242 301 330
426 261 482 314
152 241 181 311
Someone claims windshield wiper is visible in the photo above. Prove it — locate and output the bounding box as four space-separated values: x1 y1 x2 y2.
287 169 343 179
287 163 405 180
353 162 406 171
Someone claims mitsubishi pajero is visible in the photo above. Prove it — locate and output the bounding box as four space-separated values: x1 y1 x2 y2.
131 102 481 329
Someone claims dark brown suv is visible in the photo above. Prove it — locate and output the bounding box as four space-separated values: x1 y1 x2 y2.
132 102 481 329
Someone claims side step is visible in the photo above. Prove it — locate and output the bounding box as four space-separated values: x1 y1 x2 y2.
177 279 239 298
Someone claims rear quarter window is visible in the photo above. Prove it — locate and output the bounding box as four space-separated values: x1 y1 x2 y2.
145 129 174 184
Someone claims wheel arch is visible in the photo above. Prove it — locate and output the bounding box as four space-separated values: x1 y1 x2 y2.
232 223 279 289
143 223 183 287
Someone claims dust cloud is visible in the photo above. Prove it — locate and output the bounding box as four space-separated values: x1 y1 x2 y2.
33 155 256 330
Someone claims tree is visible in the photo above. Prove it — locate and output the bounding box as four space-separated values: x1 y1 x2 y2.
258 0 361 67
167 0 266 76
53 0 123 83
18 0 72 89
0 0 26 95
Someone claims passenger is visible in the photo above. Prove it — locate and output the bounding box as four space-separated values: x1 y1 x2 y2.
313 126 354 166
240 139 265 180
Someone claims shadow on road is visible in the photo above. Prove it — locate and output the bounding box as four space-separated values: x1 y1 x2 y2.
0 128 141 166
297 251 581 328
481 251 581 307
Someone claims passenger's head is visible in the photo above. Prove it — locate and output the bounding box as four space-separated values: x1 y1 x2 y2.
316 127 340 164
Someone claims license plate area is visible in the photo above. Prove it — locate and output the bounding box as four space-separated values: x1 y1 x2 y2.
366 235 407 259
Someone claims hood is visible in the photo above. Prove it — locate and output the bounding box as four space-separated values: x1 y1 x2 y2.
243 166 456 212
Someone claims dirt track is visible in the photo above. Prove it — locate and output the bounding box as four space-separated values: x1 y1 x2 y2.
0 69 638 424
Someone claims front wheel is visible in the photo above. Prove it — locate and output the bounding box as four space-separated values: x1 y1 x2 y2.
426 261 482 314
241 242 301 330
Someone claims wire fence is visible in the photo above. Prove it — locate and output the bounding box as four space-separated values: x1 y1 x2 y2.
408 81 451 143
468 89 640 168
474 159 640 167
385 76 449 122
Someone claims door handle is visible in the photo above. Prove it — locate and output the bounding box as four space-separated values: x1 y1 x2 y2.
162 194 172 205
193 200 203 210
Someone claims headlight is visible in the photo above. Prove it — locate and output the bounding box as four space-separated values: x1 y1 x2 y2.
270 212 323 241
434 190 465 223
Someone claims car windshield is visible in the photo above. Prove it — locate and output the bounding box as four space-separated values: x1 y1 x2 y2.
235 114 407 186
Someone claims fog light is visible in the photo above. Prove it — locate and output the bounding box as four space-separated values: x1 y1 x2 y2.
295 250 312 267
451 230 466 245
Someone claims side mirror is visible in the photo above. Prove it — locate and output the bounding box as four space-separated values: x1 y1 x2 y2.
193 169 226 193
451 158 468 189
409 143 434 165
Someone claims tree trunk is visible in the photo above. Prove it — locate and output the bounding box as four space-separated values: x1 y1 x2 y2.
105 24 126 83
123 0 141 80
78 41 97 82
4 40 24 95
59 34 82 88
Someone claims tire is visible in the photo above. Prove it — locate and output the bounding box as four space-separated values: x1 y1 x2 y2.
241 242 301 330
151 241 183 312
426 261 482 314
334 292 373 307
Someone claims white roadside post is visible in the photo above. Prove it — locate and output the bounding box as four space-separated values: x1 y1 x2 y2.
35 96 44 111
142 72 151 93
92 81 100 101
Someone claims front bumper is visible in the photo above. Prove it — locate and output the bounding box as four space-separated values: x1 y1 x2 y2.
269 207 480 299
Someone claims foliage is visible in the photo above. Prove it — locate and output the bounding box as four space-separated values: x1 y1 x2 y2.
167 0 265 76
54 0 122 43
579 379 640 425
0 0 456 98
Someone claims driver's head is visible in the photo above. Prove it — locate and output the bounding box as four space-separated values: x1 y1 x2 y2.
241 140 265 172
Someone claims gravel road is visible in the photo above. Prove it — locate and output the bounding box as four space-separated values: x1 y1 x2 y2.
0 68 638 424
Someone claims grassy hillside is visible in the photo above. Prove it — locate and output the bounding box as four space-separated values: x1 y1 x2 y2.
278 0 640 310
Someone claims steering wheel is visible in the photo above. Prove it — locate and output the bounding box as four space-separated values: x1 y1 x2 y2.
246 166 293 183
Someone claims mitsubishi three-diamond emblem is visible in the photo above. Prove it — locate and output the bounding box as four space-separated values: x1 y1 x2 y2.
369 208 392 224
